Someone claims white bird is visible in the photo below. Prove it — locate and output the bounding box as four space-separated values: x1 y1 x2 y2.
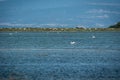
70 41 76 45
9 33 13 35
92 35 96 39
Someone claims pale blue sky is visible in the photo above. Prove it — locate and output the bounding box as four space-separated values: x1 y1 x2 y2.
0 0 120 28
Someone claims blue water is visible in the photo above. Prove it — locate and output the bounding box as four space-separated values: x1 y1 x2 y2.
0 32 120 80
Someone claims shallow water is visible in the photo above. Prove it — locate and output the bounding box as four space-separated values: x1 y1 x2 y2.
0 32 120 80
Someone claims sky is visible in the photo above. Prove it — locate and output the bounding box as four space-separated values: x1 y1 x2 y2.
0 0 120 28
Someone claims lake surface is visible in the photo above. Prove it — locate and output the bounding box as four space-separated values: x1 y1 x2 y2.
0 32 120 80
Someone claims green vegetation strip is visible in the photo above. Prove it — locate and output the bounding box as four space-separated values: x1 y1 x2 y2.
0 28 120 32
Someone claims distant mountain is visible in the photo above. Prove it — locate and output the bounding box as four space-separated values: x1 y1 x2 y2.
109 22 120 28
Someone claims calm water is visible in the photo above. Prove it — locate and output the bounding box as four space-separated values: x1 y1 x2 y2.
0 32 120 80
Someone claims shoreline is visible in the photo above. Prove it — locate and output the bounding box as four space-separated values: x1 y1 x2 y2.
0 28 120 32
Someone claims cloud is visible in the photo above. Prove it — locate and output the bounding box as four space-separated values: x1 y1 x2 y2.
0 23 71 27
0 23 34 27
95 23 105 27
94 14 109 19
88 2 120 6
76 25 86 28
77 14 109 19
87 9 120 14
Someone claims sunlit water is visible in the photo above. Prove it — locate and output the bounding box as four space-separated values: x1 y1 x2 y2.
0 32 120 80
